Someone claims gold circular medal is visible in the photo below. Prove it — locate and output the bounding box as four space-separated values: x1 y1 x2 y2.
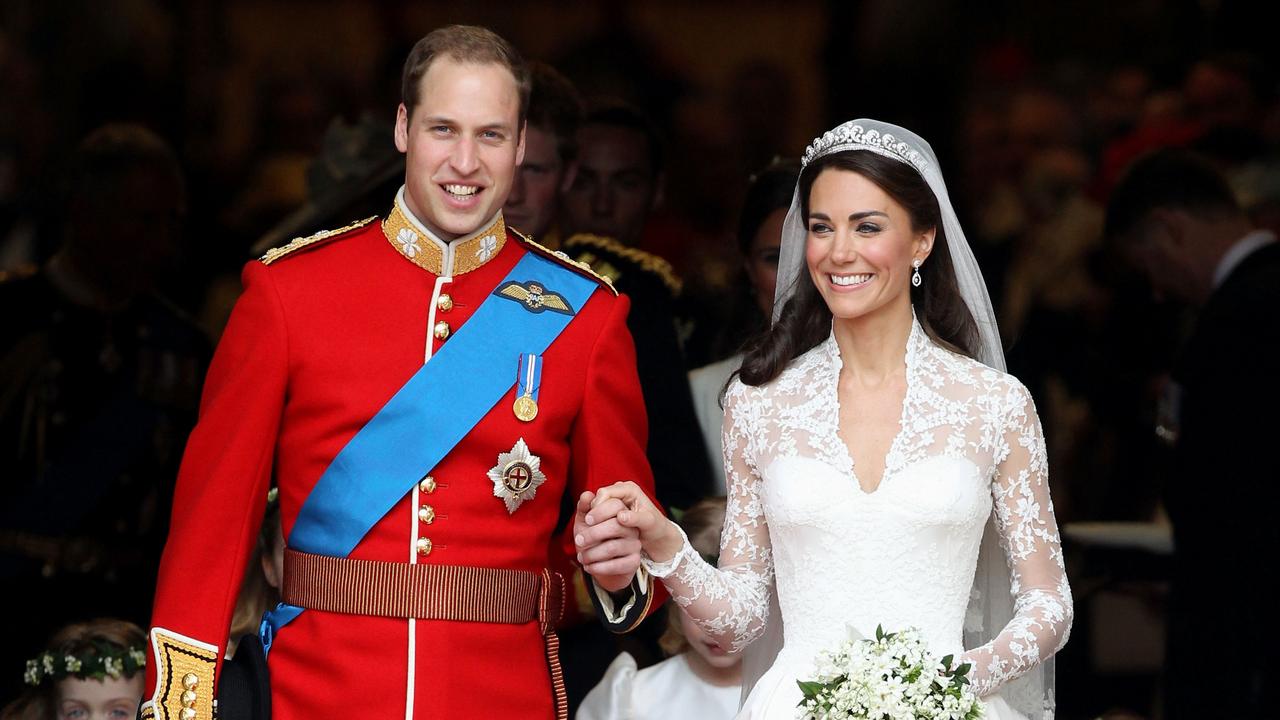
513 395 539 422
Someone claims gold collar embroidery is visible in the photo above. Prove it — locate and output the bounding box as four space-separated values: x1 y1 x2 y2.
382 198 506 277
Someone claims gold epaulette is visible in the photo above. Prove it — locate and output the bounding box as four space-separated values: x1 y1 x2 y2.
259 216 378 265
563 233 683 295
143 628 218 720
511 228 618 296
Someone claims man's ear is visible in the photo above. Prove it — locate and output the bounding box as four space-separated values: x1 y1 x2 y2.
559 160 579 195
514 121 527 166
652 173 665 211
1148 207 1188 248
394 104 410 153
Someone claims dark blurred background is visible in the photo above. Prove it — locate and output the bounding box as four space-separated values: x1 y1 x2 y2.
3 1 1278 718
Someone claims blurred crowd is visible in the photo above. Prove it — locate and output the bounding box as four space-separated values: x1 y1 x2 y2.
3 2 1278 718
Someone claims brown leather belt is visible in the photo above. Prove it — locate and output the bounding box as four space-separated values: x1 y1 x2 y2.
282 549 567 719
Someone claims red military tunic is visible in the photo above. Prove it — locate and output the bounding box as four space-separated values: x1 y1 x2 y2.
142 192 662 719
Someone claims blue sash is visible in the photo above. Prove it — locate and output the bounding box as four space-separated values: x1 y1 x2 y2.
260 250 597 650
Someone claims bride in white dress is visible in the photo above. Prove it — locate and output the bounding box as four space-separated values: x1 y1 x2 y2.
576 119 1072 719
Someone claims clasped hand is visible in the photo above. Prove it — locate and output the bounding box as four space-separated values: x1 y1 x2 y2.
573 481 680 591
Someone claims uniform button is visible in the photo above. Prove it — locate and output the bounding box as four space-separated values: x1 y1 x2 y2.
419 476 436 494
434 321 451 340
416 537 433 556
181 709 197 720
418 505 435 524
182 674 199 690
437 293 453 312
181 690 197 706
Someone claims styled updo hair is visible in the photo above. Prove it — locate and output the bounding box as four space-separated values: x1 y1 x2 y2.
657 497 728 656
737 149 979 386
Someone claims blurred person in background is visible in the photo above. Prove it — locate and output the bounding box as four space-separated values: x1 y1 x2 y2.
503 61 583 248
1106 147 1279 719
0 124 208 703
561 102 712 511
1 618 147 720
687 158 799 494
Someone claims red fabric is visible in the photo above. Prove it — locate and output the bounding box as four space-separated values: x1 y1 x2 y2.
146 221 664 718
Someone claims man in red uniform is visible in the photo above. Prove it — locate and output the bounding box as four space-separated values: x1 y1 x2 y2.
143 25 659 720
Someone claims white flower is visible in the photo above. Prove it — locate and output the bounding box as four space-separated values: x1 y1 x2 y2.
103 656 122 678
396 228 422 258
476 234 497 261
42 654 54 674
129 649 147 667
64 655 82 672
24 660 39 686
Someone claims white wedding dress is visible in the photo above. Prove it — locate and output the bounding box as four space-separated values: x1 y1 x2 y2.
644 319 1072 719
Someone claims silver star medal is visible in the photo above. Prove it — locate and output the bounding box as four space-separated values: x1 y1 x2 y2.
488 438 547 513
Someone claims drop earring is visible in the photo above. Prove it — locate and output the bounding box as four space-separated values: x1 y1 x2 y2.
911 258 922 287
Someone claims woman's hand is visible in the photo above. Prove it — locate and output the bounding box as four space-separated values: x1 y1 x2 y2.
575 481 682 566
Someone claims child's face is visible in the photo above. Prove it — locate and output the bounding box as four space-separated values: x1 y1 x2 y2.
55 674 144 720
679 608 742 670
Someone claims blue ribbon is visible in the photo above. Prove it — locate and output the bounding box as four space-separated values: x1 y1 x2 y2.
261 251 597 652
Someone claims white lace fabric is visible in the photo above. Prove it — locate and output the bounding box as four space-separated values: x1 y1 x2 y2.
643 319 1072 705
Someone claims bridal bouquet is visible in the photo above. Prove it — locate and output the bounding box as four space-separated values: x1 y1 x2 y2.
796 625 983 720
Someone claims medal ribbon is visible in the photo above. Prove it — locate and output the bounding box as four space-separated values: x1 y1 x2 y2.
262 250 597 652
517 353 542 405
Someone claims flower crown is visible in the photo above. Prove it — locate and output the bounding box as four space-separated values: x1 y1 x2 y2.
801 123 930 174
24 640 147 687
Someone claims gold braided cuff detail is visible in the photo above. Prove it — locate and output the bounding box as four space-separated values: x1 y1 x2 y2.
148 628 218 720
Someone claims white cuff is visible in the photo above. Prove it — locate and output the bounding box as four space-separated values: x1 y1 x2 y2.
591 567 650 624
639 524 693 578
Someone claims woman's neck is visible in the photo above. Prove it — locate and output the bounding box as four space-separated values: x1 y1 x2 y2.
831 299 913 385
682 650 742 687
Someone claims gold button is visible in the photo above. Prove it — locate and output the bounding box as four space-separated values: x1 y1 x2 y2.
437 293 453 312
418 505 435 524
433 321 450 340
181 690 197 706
419 476 436 494
416 537 433 556
180 709 197 720
182 673 199 690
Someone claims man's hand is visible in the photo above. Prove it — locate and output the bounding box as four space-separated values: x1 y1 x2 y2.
575 481 682 575
573 489 642 592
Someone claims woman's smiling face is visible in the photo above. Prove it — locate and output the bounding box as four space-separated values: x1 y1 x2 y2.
804 168 932 321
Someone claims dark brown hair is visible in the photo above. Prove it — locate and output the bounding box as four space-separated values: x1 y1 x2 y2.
400 25 531 124
526 61 583 163
737 150 979 387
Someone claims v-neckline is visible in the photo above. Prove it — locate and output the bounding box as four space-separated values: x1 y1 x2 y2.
827 322 917 496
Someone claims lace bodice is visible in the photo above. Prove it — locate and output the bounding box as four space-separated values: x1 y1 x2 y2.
644 320 1072 700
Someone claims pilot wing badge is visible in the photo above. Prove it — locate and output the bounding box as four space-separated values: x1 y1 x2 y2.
494 280 576 315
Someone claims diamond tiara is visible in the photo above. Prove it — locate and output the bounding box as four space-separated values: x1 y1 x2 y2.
801 122 930 173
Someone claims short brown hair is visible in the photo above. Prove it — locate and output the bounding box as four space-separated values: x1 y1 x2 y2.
526 62 583 162
400 25 530 125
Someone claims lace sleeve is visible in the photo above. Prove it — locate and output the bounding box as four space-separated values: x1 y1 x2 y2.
962 381 1073 697
640 381 773 652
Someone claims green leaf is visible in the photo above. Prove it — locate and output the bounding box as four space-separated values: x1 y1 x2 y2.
940 654 954 669
955 662 971 676
876 624 885 641
796 680 825 701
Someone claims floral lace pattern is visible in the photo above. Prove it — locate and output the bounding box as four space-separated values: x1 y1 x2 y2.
645 319 1072 701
